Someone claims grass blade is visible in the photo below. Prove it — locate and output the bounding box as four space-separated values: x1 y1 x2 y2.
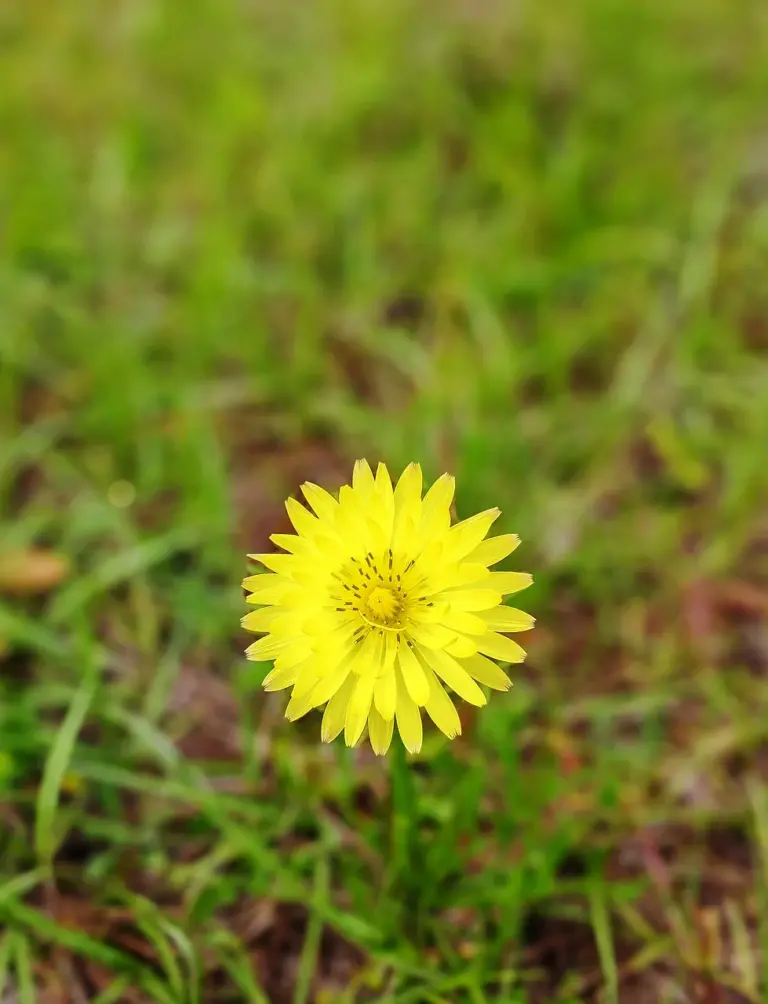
34 665 98 865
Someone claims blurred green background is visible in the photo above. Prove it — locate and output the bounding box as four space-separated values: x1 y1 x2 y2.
2 0 768 1000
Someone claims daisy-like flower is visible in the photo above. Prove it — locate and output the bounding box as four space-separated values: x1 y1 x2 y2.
242 461 533 755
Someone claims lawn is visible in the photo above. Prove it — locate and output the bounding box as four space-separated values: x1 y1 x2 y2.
2 0 768 1000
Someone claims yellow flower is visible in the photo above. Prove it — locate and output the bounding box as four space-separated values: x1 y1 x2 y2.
242 461 533 755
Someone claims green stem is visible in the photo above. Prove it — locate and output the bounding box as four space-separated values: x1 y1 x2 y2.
390 738 416 880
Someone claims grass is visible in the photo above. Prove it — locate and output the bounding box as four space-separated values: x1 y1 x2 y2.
2 0 768 999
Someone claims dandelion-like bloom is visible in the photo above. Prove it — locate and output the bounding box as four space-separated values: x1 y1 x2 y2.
242 461 533 755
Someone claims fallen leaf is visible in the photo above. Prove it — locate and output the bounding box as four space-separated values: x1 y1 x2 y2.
716 580 768 617
0 549 70 595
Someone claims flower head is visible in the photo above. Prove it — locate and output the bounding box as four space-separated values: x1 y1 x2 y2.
242 461 533 755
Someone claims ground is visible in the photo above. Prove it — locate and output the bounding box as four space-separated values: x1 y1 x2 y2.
2 0 768 1001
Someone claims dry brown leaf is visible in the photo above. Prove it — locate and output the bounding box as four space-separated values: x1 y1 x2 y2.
716 580 768 617
0 548 70 595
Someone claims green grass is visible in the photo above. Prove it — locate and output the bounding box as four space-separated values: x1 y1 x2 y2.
2 0 768 1000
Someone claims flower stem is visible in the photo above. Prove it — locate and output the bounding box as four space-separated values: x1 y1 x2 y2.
390 739 415 876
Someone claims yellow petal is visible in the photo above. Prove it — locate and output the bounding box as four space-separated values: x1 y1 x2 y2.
291 660 325 701
369 706 395 755
269 533 310 554
373 463 395 538
337 485 377 552
289 562 331 586
394 463 423 518
285 678 320 721
310 528 347 558
301 482 338 521
446 590 501 612
310 620 359 652
394 665 423 753
273 643 315 670
268 610 310 637
304 610 357 636
423 667 462 739
352 459 376 499
310 658 353 705
397 641 430 706
467 534 520 567
285 497 319 537
444 634 479 658
408 600 450 624
344 673 376 747
417 646 487 707
262 663 301 692
240 608 277 632
476 632 527 663
245 585 295 606
244 633 288 659
321 674 356 743
375 462 393 499
444 509 500 560
392 511 419 556
379 631 399 677
248 553 296 576
422 472 455 511
407 621 457 650
420 473 455 540
461 653 512 691
487 571 533 595
373 668 397 720
349 630 380 676
482 607 536 632
426 562 489 593
351 724 369 748
445 610 487 635
267 638 313 664
242 573 283 594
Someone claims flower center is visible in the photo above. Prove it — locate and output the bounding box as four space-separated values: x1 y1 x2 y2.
332 550 413 630
363 582 403 626
365 585 398 621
